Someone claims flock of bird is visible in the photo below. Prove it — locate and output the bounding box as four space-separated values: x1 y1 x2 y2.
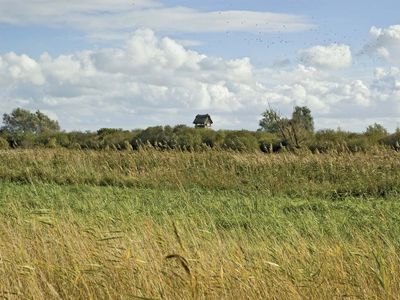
130 1 373 62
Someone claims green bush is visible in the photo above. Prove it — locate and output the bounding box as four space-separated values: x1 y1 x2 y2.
381 130 400 150
255 131 280 153
222 131 259 152
134 126 170 149
198 129 224 148
173 126 202 151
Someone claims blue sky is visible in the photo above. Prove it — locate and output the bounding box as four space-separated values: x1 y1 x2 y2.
0 0 400 131
2 0 398 62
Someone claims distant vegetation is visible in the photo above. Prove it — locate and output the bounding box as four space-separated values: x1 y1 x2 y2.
1 107 399 152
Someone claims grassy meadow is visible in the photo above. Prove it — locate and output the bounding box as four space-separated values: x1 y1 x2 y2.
0 148 400 299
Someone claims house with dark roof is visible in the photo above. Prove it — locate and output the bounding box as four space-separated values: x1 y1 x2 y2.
193 114 213 128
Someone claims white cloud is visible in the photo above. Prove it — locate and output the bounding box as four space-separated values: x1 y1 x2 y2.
0 52 45 85
0 1 313 40
299 44 352 69
370 67 400 115
0 29 266 129
0 29 399 131
362 25 400 63
257 64 371 116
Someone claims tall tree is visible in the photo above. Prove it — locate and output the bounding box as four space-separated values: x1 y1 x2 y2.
365 123 388 137
364 123 388 142
2 108 60 134
292 106 314 133
259 106 314 148
259 108 282 134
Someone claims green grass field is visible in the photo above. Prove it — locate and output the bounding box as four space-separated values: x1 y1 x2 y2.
0 149 399 299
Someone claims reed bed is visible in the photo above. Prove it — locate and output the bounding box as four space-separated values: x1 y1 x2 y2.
0 148 399 198
0 149 399 299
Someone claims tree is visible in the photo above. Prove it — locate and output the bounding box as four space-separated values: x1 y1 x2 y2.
259 108 282 134
365 123 388 138
2 108 60 134
292 106 314 132
259 106 314 148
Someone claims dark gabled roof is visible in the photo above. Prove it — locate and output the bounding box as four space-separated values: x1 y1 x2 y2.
193 114 213 125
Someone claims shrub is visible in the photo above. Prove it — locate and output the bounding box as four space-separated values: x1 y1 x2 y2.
198 129 224 148
222 131 259 152
381 130 400 150
134 126 171 149
174 126 202 151
255 131 280 153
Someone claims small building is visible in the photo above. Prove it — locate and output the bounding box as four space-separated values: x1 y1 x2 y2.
193 114 213 128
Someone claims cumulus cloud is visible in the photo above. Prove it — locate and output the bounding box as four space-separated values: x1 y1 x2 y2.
362 25 400 63
0 29 399 131
299 44 352 69
370 67 400 115
0 52 45 85
258 64 400 130
258 65 371 114
0 1 313 40
0 29 268 129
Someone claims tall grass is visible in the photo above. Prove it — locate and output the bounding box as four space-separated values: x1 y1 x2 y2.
0 148 399 198
0 149 399 299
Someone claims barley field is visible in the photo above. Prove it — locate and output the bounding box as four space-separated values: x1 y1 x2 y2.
0 149 399 299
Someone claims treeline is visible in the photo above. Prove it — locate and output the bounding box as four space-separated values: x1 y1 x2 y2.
0 125 278 152
0 108 399 152
1 124 400 153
